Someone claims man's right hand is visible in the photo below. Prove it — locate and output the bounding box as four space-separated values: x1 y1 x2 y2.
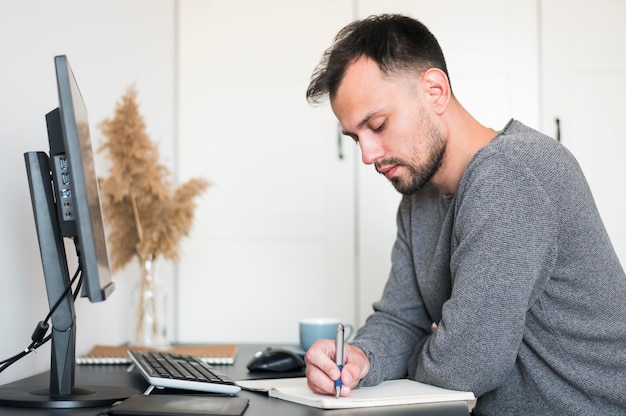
304 339 370 396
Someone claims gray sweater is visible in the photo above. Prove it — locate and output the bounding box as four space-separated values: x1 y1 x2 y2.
350 120 626 415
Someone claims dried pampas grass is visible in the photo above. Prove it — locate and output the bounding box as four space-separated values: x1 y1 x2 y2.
98 85 208 272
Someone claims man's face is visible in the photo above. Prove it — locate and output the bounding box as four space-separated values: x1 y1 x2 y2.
331 57 446 194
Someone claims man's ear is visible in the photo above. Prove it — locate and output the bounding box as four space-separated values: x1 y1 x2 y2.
422 68 451 114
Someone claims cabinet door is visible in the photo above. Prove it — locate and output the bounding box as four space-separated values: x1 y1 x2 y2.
176 0 355 344
354 0 540 325
541 0 626 265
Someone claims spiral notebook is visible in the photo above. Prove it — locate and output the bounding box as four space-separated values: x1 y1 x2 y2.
77 344 237 365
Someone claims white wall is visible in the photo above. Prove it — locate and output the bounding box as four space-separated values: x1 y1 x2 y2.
175 0 357 346
0 1 176 384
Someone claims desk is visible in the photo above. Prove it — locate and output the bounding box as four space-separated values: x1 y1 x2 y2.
0 344 471 416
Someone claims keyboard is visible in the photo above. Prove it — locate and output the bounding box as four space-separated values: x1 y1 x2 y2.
128 350 241 395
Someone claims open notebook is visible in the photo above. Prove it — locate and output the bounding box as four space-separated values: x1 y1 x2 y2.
236 377 475 410
77 344 237 365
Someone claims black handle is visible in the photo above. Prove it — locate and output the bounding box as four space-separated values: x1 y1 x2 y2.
555 118 561 142
337 123 344 159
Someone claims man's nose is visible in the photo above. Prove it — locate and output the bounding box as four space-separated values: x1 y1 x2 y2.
359 136 384 165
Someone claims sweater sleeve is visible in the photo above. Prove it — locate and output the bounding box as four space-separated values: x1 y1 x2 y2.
412 152 559 395
350 186 444 387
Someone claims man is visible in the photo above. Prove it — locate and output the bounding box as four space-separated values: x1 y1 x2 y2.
303 14 626 415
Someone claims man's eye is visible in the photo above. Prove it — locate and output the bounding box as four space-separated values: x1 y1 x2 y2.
373 122 385 132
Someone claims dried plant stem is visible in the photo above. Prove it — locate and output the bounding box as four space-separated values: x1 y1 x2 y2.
129 191 144 243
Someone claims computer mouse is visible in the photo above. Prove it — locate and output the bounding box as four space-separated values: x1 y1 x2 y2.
246 347 305 372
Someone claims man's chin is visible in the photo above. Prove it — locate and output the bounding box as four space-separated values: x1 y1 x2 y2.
390 177 424 195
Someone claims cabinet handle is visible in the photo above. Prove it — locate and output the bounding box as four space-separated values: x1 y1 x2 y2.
337 123 344 160
555 118 561 142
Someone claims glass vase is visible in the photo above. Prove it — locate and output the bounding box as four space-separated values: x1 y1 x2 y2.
133 254 169 347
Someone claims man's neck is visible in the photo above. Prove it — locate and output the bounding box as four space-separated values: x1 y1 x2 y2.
431 103 498 195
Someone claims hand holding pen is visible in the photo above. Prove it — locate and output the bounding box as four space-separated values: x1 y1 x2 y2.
303 330 370 398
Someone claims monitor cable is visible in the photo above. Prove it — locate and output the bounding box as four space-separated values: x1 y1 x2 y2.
0 260 83 374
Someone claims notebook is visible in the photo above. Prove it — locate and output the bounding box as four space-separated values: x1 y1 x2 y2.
236 377 475 410
77 344 237 365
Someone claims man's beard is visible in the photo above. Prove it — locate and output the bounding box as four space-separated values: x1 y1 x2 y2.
380 118 446 195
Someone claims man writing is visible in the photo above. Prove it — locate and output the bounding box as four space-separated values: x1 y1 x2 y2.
303 14 626 415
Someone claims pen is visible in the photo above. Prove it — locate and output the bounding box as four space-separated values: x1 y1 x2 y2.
335 323 344 398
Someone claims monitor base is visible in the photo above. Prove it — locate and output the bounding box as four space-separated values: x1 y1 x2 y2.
0 384 139 409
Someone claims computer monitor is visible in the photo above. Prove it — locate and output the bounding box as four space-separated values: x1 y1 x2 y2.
0 55 138 408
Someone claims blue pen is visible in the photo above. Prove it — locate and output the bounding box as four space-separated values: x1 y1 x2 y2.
335 323 344 398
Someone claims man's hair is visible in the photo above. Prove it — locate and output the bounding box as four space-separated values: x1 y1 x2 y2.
306 14 451 104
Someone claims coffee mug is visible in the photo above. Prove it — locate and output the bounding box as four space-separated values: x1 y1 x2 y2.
299 318 354 351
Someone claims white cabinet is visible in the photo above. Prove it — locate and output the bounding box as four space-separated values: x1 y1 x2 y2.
176 0 356 344
540 0 626 265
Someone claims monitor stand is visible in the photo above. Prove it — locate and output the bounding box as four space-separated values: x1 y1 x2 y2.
0 153 138 408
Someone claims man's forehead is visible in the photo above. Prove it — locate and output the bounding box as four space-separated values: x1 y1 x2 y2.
341 56 382 87
331 57 416 130
332 58 383 110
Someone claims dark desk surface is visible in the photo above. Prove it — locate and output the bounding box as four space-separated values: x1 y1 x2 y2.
0 344 471 416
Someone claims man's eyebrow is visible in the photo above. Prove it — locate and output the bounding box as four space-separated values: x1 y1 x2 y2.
341 109 382 136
